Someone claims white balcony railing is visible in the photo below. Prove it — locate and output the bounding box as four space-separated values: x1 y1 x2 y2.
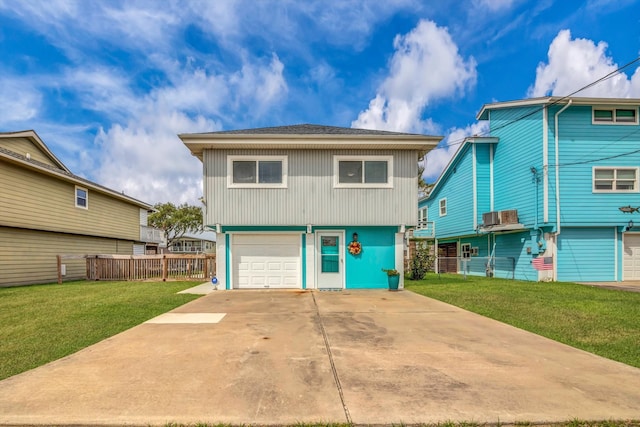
140 225 164 244
412 221 435 238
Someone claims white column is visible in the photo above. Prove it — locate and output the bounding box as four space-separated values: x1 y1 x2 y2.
216 232 227 290
305 233 315 289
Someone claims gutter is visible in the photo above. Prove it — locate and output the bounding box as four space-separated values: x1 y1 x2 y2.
554 99 572 236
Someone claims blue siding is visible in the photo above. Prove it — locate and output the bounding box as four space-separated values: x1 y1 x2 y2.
426 144 475 239
548 105 640 227
557 227 616 282
475 144 492 224
458 235 491 277
495 231 538 281
491 107 544 229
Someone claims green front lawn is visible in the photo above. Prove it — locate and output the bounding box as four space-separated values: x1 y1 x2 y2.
406 274 640 368
0 280 202 380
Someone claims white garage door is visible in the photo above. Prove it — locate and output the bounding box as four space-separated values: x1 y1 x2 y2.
623 234 640 281
233 234 301 289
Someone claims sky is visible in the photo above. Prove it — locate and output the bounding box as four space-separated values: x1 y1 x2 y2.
1 0 640 205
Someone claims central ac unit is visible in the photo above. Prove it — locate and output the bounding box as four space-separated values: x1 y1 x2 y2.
482 211 500 226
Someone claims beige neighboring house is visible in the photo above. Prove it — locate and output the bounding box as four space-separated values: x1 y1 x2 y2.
0 130 161 287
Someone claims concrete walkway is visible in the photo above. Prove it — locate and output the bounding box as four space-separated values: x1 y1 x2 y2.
1 290 640 425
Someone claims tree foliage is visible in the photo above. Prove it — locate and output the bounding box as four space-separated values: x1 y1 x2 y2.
148 202 203 247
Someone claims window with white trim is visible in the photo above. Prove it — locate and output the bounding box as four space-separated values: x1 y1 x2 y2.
439 198 447 217
227 155 287 188
461 243 471 259
417 207 428 229
593 167 638 192
75 186 88 209
592 107 638 125
333 155 393 188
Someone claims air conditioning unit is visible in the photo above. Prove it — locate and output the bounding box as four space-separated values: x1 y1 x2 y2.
482 211 500 226
499 209 519 225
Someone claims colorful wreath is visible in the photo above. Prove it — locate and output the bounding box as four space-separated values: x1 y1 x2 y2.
348 241 362 255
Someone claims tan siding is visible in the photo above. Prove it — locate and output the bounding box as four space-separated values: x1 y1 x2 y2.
204 149 418 226
0 227 134 287
0 161 140 239
0 137 60 168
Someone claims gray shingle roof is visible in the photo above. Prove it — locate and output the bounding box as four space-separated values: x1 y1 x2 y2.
194 123 423 136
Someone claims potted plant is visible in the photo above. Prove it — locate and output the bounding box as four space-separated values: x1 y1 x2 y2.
382 268 400 291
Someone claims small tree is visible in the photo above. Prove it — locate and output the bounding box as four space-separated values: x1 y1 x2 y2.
148 202 204 248
409 240 436 280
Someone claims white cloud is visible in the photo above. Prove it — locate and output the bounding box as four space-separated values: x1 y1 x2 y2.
423 121 489 183
88 57 287 205
473 0 516 11
352 20 476 133
528 29 640 98
0 78 42 125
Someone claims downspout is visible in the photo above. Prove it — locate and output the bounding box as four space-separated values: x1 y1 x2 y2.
554 100 572 237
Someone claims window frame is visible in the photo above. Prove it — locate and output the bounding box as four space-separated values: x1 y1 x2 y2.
227 155 288 189
417 207 428 229
592 107 639 125
439 198 447 217
75 186 88 209
333 155 393 188
461 243 471 259
592 167 639 193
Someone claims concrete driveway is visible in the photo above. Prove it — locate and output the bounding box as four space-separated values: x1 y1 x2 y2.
1 289 640 425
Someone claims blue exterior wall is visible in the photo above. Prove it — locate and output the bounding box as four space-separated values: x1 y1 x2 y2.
343 226 396 289
548 105 640 228
475 144 492 225
557 227 616 281
490 106 544 229
494 231 538 281
425 144 475 239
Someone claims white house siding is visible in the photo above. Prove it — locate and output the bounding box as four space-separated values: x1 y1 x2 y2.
203 149 418 226
556 227 615 282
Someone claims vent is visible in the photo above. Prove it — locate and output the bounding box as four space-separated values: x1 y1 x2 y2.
482 211 500 226
499 209 518 225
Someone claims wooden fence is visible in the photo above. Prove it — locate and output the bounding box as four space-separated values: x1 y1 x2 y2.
56 254 216 283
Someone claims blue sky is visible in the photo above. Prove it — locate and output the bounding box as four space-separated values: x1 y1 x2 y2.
1 0 640 204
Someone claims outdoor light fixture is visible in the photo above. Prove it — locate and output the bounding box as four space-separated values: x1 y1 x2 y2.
352 232 358 241
627 220 634 231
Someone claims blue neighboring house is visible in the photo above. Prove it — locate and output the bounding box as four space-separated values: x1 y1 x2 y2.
418 97 640 282
180 124 440 290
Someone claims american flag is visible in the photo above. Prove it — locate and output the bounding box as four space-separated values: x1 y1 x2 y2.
532 256 553 271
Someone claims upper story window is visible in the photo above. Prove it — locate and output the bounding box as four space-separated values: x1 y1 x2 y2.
333 155 393 188
75 186 88 209
439 198 447 217
417 207 428 229
593 167 639 192
593 107 638 125
227 155 287 188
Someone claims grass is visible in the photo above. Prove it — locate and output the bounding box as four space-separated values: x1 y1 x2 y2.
0 279 202 380
405 273 640 368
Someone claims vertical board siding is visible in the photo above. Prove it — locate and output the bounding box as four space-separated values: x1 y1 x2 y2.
557 227 615 281
204 149 418 226
0 161 140 240
491 107 543 228
0 227 134 287
548 105 640 227
0 137 60 168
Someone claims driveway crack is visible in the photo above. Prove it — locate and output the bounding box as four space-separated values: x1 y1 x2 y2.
312 292 352 424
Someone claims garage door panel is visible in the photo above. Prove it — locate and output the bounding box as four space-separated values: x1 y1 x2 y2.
623 234 640 281
233 234 301 289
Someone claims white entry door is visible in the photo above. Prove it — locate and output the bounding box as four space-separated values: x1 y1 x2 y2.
316 231 344 289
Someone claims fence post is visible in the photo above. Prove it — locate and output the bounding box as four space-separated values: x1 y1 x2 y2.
162 255 168 281
94 255 100 281
57 255 62 284
204 255 209 279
